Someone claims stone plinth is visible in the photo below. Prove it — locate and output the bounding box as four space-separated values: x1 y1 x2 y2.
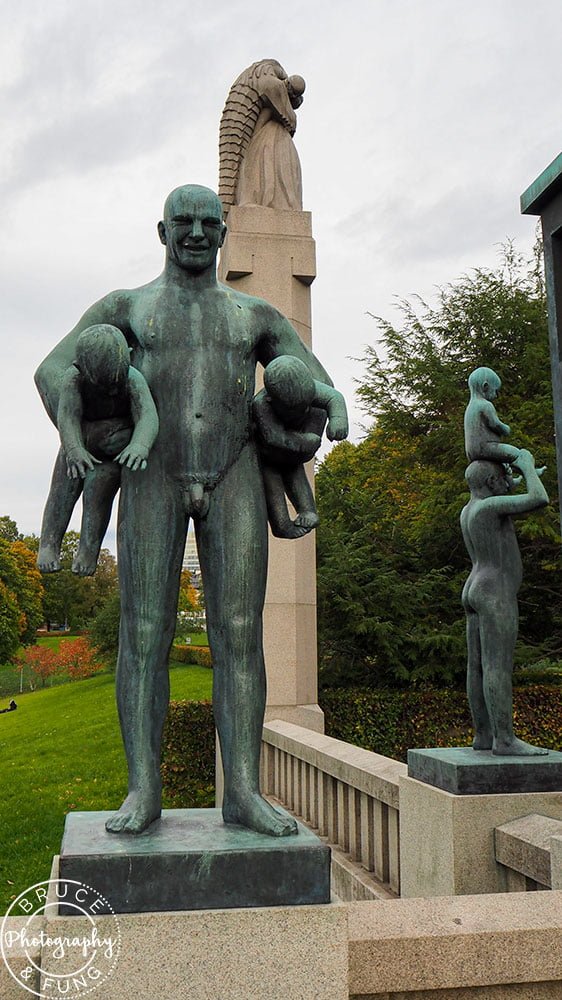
408 746 562 795
219 205 323 734
59 808 330 914
399 774 562 897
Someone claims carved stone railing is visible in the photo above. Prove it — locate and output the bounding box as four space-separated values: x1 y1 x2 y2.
495 813 562 891
261 720 406 897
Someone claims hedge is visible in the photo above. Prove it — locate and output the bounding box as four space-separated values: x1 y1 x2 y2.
159 687 562 806
320 685 562 762
172 644 212 668
161 701 215 807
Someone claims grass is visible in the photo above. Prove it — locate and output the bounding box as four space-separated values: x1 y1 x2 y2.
0 662 212 915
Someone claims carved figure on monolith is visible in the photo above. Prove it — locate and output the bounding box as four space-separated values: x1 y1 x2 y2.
37 324 159 576
35 184 348 837
219 59 305 214
461 370 549 754
253 356 347 537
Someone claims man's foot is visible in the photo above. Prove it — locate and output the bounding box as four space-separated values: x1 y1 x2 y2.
37 544 61 573
493 737 549 757
105 791 162 834
72 550 97 576
472 733 493 750
223 791 298 837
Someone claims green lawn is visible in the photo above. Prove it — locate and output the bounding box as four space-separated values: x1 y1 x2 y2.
0 663 212 914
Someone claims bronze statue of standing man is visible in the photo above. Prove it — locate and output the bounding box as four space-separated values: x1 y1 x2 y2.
35 184 348 836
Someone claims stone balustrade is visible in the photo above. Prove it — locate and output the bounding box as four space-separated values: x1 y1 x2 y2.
261 720 406 897
495 813 562 891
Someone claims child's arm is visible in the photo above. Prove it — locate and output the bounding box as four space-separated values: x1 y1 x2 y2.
481 400 510 436
253 391 320 456
57 368 101 479
312 382 349 441
115 367 159 471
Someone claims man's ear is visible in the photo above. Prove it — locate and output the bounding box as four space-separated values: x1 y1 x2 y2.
157 221 167 246
219 223 227 248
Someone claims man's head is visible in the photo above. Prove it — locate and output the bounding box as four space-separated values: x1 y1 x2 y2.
158 185 227 274
468 366 501 401
465 460 512 497
264 356 315 420
76 325 130 389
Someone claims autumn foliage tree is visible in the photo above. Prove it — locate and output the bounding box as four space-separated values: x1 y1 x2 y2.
0 535 44 662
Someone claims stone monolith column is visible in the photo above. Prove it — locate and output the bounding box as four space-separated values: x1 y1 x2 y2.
219 204 324 734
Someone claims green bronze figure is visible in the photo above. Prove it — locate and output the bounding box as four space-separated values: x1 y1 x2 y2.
253 356 347 538
38 324 159 576
35 184 348 836
461 368 548 756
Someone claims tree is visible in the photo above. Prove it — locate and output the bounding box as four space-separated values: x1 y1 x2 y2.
0 516 21 543
0 537 44 660
24 532 118 630
316 244 561 688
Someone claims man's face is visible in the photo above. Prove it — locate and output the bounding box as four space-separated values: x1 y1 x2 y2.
160 188 226 273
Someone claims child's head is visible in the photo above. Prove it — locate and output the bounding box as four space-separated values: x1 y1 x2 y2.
468 367 501 401
76 325 130 389
263 357 315 417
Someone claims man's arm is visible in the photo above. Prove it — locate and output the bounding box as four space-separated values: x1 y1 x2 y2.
115 367 160 471
256 306 334 386
312 382 349 441
35 290 132 427
486 450 549 516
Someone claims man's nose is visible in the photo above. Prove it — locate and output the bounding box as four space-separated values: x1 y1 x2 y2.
190 219 204 240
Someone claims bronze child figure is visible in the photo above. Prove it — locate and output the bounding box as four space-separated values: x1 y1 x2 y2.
253 356 347 538
38 323 159 576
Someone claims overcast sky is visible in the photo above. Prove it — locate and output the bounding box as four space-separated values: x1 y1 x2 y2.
2 0 562 548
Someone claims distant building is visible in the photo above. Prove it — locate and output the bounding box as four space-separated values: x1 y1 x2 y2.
183 532 201 588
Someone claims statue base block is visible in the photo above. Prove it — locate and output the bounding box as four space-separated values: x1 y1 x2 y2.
407 746 562 795
59 808 330 914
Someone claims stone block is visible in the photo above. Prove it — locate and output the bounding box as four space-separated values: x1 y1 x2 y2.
58 807 330 914
551 834 562 890
347 892 562 996
399 774 562 897
407 746 562 795
495 813 562 887
40 899 348 1000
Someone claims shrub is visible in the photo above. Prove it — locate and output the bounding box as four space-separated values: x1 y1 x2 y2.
57 637 104 680
320 685 562 762
17 645 59 688
161 701 215 807
172 645 212 668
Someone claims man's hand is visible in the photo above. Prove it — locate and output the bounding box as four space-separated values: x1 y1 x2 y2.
116 443 149 472
65 448 101 479
326 415 349 442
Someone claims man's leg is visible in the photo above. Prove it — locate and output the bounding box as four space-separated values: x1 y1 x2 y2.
73 461 122 576
37 448 82 572
480 605 548 756
464 608 492 750
106 462 187 833
196 445 297 837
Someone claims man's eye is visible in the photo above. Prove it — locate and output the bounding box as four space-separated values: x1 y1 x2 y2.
203 219 220 228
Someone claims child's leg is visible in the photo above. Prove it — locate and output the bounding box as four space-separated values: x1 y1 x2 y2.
481 442 521 464
73 461 122 575
38 448 83 572
261 465 297 538
284 465 319 537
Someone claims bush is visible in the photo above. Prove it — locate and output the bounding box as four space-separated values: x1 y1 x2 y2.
161 701 215 807
56 637 104 680
172 645 212 668
320 685 562 762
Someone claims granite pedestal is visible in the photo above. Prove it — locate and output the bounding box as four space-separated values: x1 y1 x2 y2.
408 746 562 795
59 807 330 914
